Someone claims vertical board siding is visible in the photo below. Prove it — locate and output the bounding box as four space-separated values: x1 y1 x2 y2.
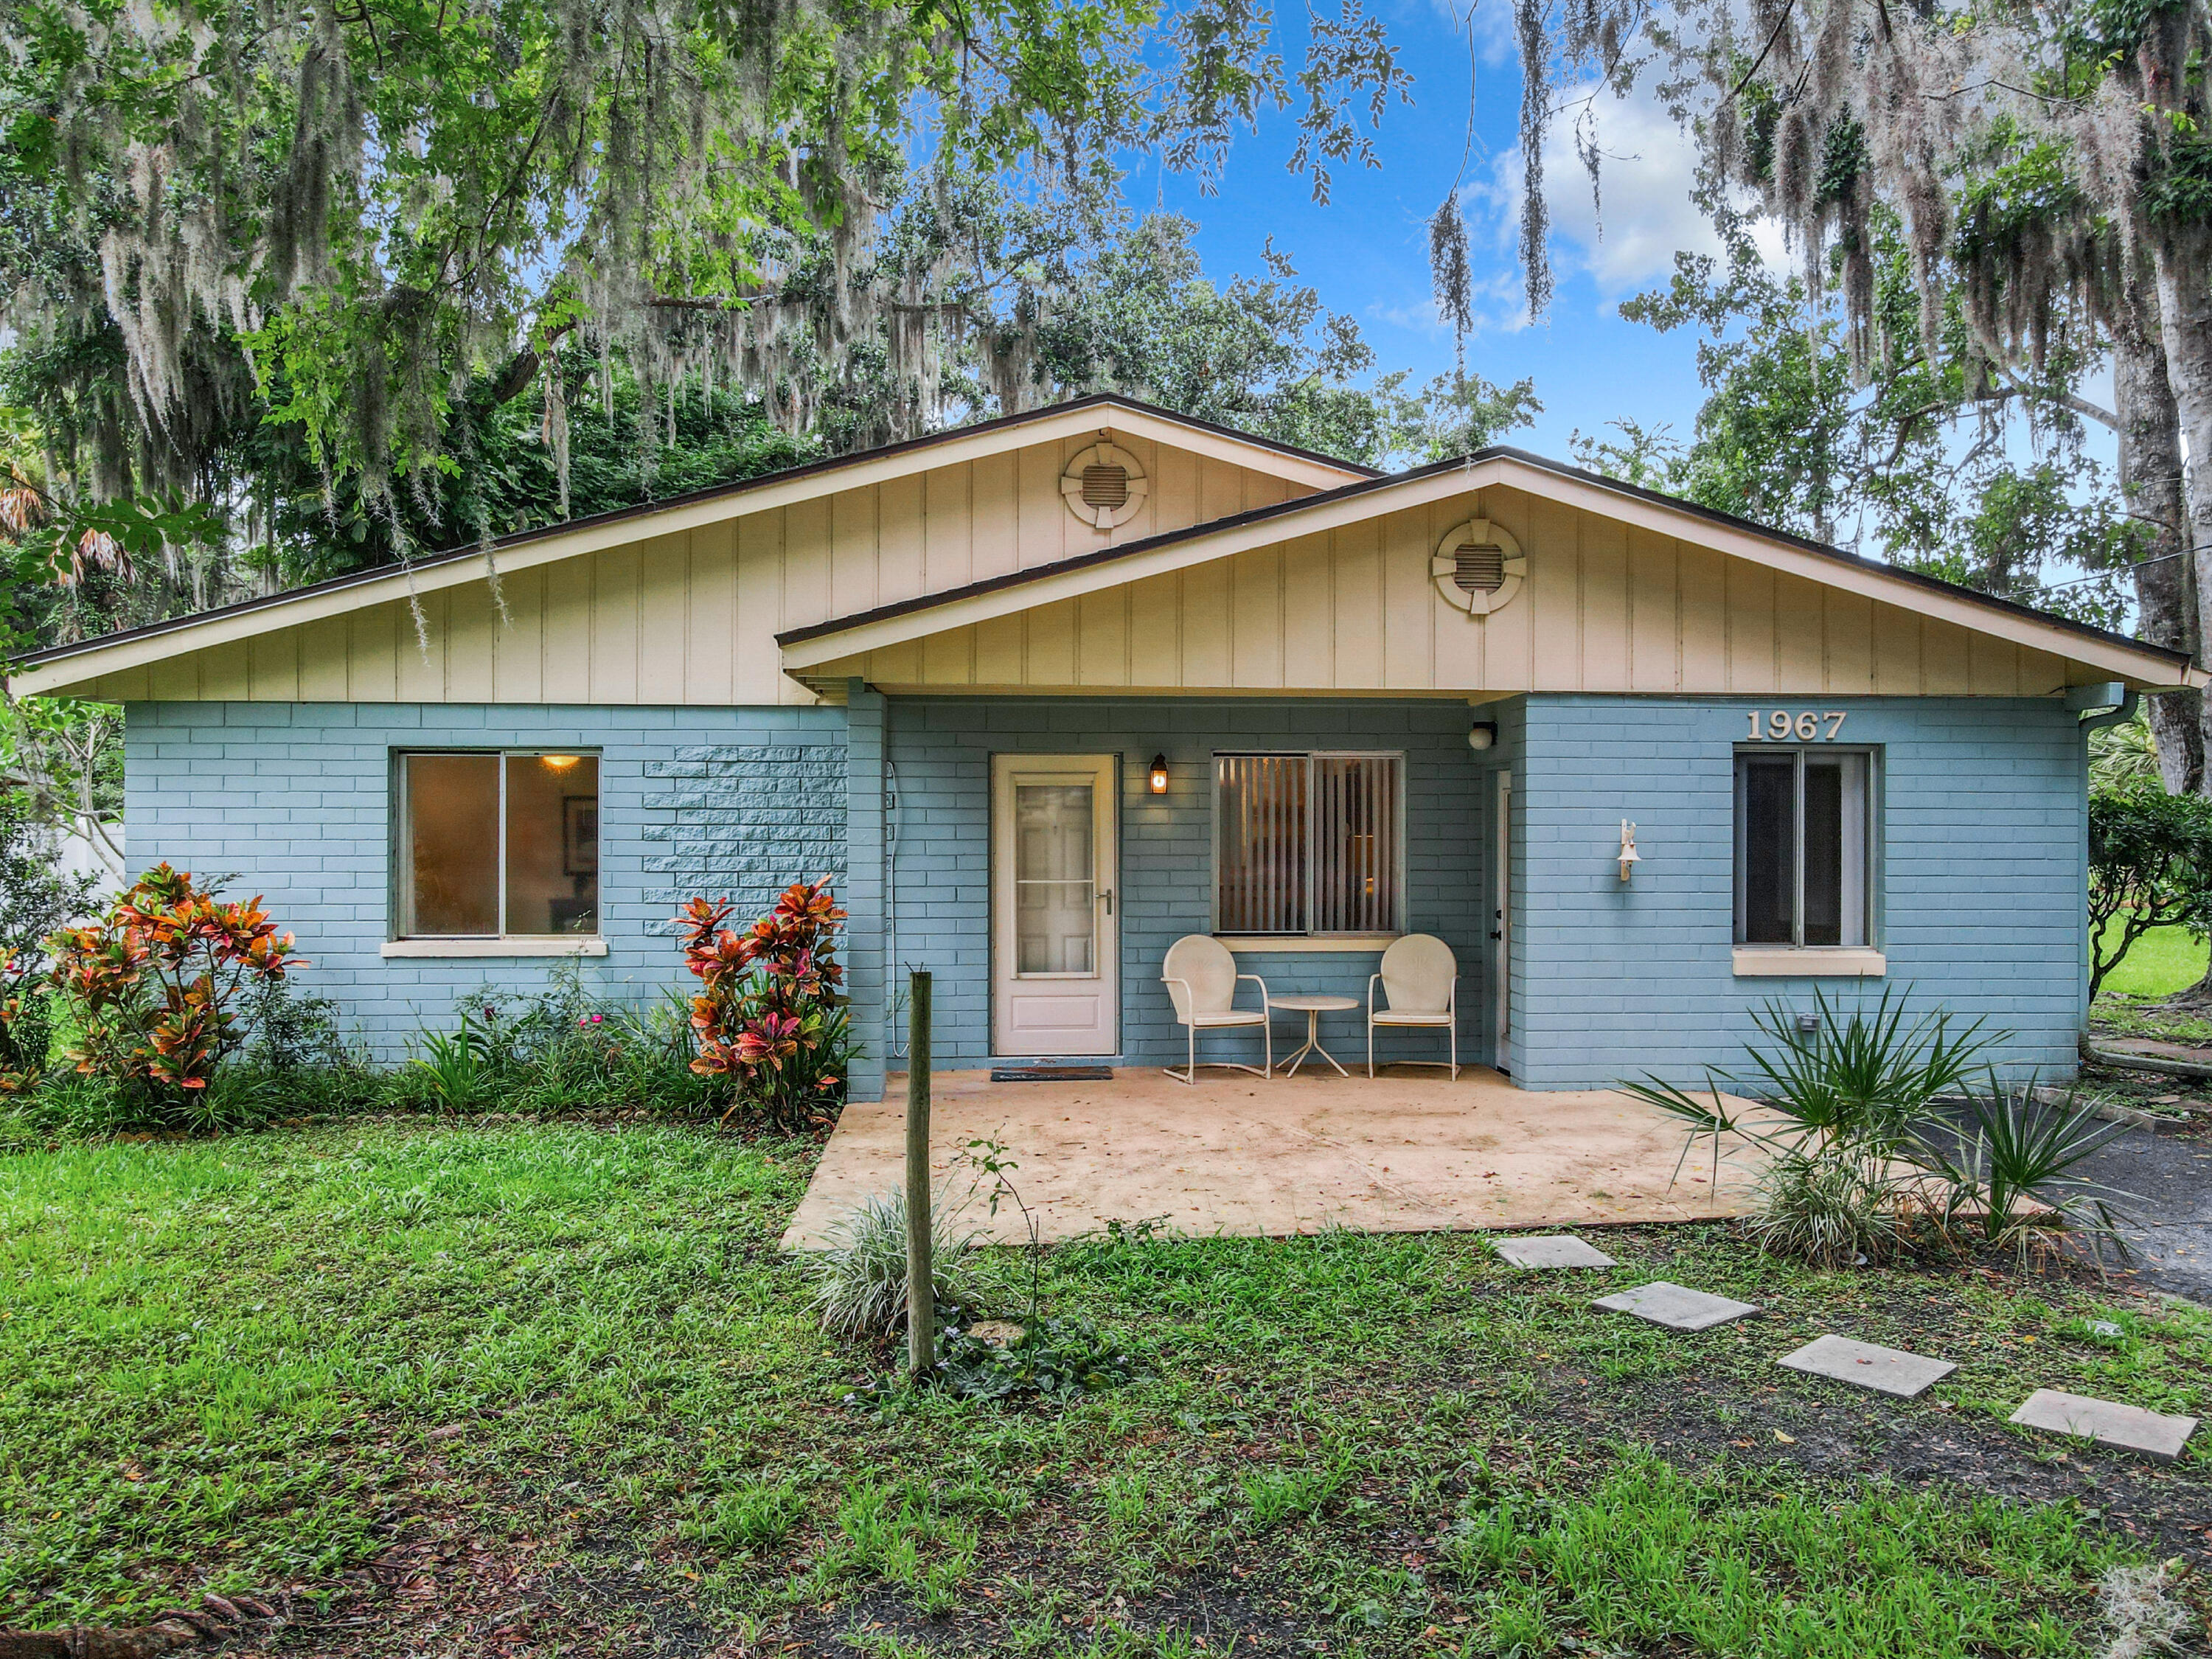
114 434 1314 705
86 459 2134 704
1506 694 2083 1088
124 702 847 1062
835 493 2110 698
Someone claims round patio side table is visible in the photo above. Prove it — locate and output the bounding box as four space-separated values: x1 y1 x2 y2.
1267 992 1360 1078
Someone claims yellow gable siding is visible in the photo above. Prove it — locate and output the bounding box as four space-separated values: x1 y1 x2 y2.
821 484 2094 697
77 434 1304 705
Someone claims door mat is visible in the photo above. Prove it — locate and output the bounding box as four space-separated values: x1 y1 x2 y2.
990 1066 1114 1082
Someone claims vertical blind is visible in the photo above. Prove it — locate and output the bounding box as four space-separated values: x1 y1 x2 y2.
1215 753 1402 935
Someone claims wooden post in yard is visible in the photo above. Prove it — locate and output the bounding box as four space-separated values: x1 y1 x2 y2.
905 970 933 1382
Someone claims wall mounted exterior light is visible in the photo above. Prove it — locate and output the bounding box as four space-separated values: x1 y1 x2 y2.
1467 721 1498 752
1618 821 1641 882
1149 754 1170 795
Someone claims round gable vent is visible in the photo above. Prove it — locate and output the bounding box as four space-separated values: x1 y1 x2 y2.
1062 441 1149 530
1431 518 1526 616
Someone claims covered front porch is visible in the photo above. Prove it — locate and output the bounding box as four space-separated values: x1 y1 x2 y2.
780 1064 1755 1248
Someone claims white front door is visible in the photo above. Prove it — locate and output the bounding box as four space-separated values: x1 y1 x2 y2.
992 754 1119 1056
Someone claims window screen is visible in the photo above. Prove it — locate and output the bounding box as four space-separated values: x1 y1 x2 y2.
1734 748 1870 948
400 751 599 937
1215 753 1401 936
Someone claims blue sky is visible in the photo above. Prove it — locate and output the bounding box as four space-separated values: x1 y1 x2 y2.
1134 0 1734 461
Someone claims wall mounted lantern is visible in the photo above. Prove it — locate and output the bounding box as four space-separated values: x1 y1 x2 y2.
1618 821 1641 882
1467 720 1498 752
1148 754 1171 795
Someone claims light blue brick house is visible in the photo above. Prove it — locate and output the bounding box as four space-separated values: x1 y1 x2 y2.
14 396 2196 1096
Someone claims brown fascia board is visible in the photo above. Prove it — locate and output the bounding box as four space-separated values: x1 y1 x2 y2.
776 445 2196 674
8 394 1380 674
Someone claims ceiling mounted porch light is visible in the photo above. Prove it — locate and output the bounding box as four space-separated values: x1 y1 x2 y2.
1061 441 1150 530
1431 518 1527 616
540 754 582 771
1618 821 1641 883
1467 721 1498 752
1148 754 1171 794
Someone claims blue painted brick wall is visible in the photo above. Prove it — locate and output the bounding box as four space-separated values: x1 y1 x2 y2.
1508 694 2085 1088
125 703 847 1059
880 698 1491 1074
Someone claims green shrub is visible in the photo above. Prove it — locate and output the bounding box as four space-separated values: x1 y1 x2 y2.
809 1188 981 1339
1622 987 1998 1267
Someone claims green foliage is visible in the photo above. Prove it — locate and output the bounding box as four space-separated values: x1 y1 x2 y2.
676 1478 809 1554
2087 781 2212 995
925 1313 1147 1402
1007 212 1539 467
1238 1450 1353 1527
43 864 305 1116
400 1025 498 1115
0 695 122 872
1917 1085 2137 1265
1437 1449 2129 1653
679 880 852 1129
808 1188 982 1340
1618 222 2138 626
0 790 96 1093
2090 711 2163 791
1 1119 2200 1635
1621 989 2001 1268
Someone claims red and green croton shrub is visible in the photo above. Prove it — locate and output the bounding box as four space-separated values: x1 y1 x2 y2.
678 879 851 1127
45 863 304 1096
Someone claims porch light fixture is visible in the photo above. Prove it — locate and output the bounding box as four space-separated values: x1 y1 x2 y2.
1618 821 1641 882
1467 720 1497 752
1148 754 1171 794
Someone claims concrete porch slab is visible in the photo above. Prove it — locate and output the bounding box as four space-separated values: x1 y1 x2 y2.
783 1066 1758 1248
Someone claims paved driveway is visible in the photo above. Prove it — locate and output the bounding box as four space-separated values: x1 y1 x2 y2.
2078 1115 2212 1303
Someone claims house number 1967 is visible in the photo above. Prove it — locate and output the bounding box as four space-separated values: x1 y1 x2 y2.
1747 710 1847 741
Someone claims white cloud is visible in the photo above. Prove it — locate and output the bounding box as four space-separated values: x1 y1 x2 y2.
1476 79 1788 297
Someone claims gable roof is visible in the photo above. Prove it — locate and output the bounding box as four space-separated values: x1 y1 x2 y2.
777 445 2201 691
10 394 2197 700
8 394 1373 698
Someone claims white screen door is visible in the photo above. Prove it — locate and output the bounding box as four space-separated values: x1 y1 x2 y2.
992 754 1119 1055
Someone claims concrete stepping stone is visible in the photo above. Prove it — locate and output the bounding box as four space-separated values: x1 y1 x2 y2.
1592 1281 1759 1330
1494 1234 1618 1269
2009 1388 2199 1462
1777 1334 1955 1398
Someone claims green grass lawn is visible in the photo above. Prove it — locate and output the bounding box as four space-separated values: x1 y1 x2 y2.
4 1119 2209 1656
2096 916 2210 998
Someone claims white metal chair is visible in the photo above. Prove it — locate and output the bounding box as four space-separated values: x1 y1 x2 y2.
1161 934 1273 1083
1367 933 1459 1078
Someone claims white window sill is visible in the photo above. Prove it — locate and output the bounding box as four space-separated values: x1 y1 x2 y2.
382 937 609 959
1732 947 1885 978
1217 934 1399 954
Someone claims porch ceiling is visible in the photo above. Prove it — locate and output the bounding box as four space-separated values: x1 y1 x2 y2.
781 1067 1760 1248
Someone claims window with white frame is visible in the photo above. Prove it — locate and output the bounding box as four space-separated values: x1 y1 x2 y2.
397 751 600 938
1733 748 1872 947
1214 752 1403 936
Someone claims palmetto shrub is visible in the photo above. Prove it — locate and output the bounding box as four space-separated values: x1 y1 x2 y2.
1622 988 1998 1268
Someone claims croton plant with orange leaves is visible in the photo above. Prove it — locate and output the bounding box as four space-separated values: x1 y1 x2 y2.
44 863 305 1094
677 879 851 1126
